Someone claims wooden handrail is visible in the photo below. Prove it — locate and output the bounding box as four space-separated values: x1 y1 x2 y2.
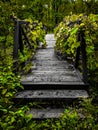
12 18 32 74
13 20 20 73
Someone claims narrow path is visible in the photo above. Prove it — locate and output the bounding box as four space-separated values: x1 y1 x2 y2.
21 34 83 84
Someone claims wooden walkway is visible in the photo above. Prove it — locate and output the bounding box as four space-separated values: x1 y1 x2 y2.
14 34 88 119
21 34 85 86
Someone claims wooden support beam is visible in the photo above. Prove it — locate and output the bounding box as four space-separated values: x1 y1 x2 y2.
80 31 88 84
21 27 32 49
13 21 20 74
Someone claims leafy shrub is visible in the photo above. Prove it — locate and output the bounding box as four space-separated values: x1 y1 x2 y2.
54 14 98 90
0 3 46 129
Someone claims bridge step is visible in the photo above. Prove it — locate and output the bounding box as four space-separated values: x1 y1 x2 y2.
26 108 64 119
20 82 88 90
14 89 88 119
14 89 88 102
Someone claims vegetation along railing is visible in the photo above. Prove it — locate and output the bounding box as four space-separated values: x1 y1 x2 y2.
10 16 30 73
75 29 88 84
54 18 89 86
10 16 43 74
68 20 88 84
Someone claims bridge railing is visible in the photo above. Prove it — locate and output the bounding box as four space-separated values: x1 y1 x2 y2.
64 21 88 84
75 29 88 84
67 20 88 84
11 16 47 74
11 16 34 74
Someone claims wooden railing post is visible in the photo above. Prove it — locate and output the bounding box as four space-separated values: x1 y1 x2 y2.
75 29 88 84
13 20 20 73
75 46 80 68
19 25 23 53
12 18 33 74
75 31 81 69
80 30 88 84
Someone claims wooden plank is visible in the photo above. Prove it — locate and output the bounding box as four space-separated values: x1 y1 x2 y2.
26 108 64 119
20 82 89 91
15 90 89 99
21 81 85 85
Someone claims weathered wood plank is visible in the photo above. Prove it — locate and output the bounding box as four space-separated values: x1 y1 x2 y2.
26 108 64 119
15 90 88 99
21 72 82 82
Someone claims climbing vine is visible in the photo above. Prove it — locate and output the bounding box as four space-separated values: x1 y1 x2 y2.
54 14 98 86
18 18 46 73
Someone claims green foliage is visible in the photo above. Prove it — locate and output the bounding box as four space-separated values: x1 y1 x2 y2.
54 14 98 88
0 98 98 130
27 19 47 48
1 0 98 33
17 18 46 73
0 105 33 130
0 1 46 130
0 1 98 129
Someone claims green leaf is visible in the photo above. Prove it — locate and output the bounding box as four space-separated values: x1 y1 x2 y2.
2 89 7 95
11 117 15 123
0 108 7 113
25 114 33 123
86 46 94 54
5 92 13 97
70 27 78 35
1 123 8 128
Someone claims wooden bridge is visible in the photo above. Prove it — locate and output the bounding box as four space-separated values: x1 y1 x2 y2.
12 18 89 119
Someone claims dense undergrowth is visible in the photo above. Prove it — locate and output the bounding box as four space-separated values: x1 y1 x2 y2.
0 11 47 130
0 99 98 130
